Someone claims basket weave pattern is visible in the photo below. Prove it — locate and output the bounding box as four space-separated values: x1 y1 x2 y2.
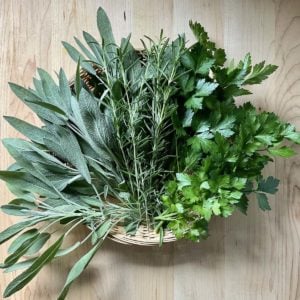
108 225 176 246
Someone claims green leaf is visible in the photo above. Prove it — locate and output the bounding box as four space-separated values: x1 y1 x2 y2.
43 126 91 183
7 229 38 254
196 122 213 139
62 41 82 61
4 259 36 273
256 193 271 211
57 241 102 300
30 163 82 191
96 219 112 239
97 7 116 57
269 146 296 157
25 233 51 256
212 201 221 215
232 178 247 190
189 136 214 153
235 194 249 215
255 134 275 145
1 198 36 216
120 36 142 85
175 203 184 213
197 123 211 134
286 132 300 144
244 63 278 85
75 59 81 99
189 21 214 51
176 173 191 190
4 183 34 203
182 109 194 128
236 53 252 84
0 171 59 198
0 218 42 245
62 41 96 75
26 99 67 116
185 95 203 109
214 48 226 66
55 242 81 257
257 176 280 194
33 77 46 99
71 89 119 165
3 233 41 268
3 235 64 298
225 53 252 86
58 68 72 112
230 191 243 199
82 31 104 65
178 74 195 94
284 130 300 144
4 116 47 144
8 83 65 125
37 68 61 106
197 58 215 75
74 36 97 62
200 181 210 190
195 79 218 96
213 116 235 137
2 138 79 192
181 52 195 70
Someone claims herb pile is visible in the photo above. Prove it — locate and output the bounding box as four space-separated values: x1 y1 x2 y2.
0 7 299 299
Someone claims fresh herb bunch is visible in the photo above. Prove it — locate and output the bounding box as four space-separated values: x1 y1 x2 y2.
0 7 299 299
155 23 300 241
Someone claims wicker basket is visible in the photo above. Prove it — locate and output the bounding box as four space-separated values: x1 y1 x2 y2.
68 69 176 246
108 225 176 246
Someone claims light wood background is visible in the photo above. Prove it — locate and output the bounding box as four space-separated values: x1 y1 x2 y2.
0 0 300 299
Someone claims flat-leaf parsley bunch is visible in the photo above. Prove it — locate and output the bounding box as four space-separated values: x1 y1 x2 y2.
0 7 299 299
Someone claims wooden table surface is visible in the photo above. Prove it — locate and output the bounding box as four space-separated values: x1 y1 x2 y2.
0 1 300 299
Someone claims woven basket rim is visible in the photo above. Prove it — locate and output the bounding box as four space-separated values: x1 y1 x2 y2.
108 224 176 246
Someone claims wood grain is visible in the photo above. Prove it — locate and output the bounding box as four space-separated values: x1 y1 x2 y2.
0 0 300 299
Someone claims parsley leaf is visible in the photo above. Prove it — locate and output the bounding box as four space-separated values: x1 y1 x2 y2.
269 146 297 158
213 116 235 137
257 176 280 194
257 193 271 211
244 62 278 85
195 79 218 96
176 173 191 190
